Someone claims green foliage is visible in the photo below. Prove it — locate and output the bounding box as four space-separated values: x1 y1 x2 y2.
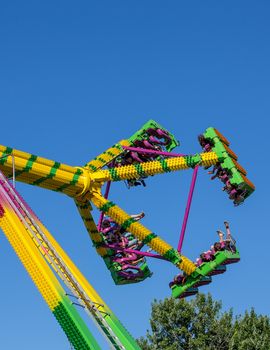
137 294 270 350
230 309 270 350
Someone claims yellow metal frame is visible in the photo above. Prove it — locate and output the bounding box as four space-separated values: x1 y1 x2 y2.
0 144 220 275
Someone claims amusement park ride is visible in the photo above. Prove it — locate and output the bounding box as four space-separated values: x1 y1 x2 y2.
0 120 255 349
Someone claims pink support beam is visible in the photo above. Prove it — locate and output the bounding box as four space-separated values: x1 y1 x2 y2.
97 180 111 231
102 244 167 261
122 146 185 158
177 165 199 253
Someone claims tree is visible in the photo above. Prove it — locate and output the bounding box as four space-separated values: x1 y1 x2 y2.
230 309 270 350
137 294 270 350
137 294 234 350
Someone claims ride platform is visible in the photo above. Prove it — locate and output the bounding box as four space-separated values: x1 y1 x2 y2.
171 248 240 299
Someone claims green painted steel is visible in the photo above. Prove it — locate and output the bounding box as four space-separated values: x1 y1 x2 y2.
202 127 255 201
128 119 179 152
142 233 157 245
109 262 152 286
53 299 101 350
84 119 180 174
171 249 240 299
97 200 152 285
163 248 182 264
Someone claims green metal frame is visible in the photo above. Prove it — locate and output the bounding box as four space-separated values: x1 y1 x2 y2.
129 119 180 152
202 127 255 200
171 249 240 299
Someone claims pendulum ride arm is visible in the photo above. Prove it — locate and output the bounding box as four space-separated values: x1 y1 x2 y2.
0 145 218 196
0 123 254 204
0 172 141 350
74 198 109 258
84 119 179 172
0 145 86 197
90 153 213 183
84 140 131 172
0 123 255 279
90 190 196 276
0 146 251 276
0 121 256 345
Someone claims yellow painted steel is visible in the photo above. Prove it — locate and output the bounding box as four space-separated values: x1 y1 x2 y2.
75 199 108 257
91 152 218 183
178 256 197 275
90 191 196 275
200 152 219 167
0 129 229 347
0 203 63 311
0 143 217 277
35 216 112 315
85 140 131 172
0 193 129 348
0 146 86 197
0 190 115 321
0 144 219 199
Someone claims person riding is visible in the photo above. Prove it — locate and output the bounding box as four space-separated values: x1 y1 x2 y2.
216 221 236 252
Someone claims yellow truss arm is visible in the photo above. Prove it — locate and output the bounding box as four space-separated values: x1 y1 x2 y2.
90 190 196 275
0 144 219 200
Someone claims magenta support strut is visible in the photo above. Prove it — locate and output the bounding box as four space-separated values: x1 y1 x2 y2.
177 165 199 253
122 146 186 158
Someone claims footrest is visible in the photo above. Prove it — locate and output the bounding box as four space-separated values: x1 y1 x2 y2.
179 287 199 299
193 276 212 287
208 265 227 276
221 256 240 265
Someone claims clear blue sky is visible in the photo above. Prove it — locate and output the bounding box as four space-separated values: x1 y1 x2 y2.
0 1 269 349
